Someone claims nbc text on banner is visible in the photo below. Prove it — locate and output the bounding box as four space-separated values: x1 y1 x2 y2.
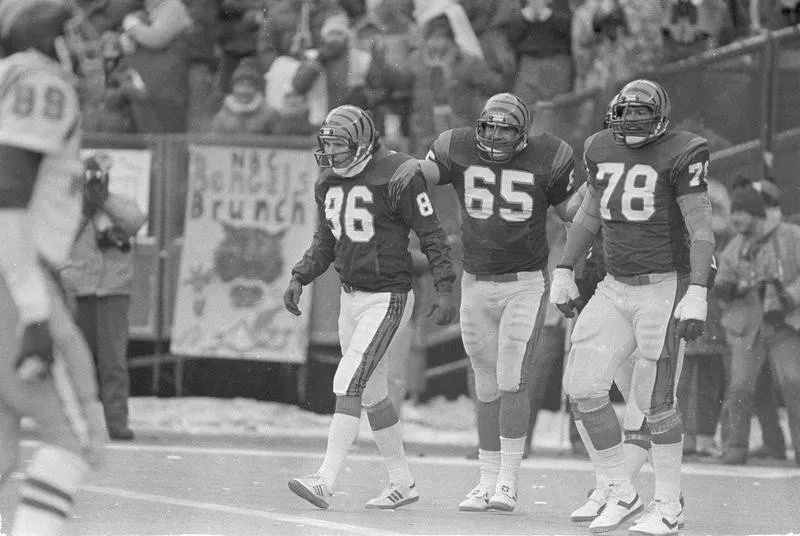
171 145 317 362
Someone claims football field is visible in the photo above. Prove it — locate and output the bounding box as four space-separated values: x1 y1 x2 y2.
3 436 799 536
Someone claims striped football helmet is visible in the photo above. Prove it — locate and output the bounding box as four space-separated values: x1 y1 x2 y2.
315 105 377 172
475 93 531 163
609 79 671 148
603 93 619 129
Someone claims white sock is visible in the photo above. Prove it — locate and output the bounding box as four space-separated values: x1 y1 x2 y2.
576 419 608 489
497 436 525 490
651 441 682 504
595 443 631 488
318 413 361 490
12 446 89 536
478 449 500 488
372 421 413 486
624 443 651 481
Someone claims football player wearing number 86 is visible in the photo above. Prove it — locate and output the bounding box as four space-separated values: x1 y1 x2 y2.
420 93 581 513
549 79 714 536
284 105 457 510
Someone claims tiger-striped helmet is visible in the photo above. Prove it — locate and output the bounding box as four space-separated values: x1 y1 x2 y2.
603 93 619 129
315 105 377 172
475 93 531 163
609 79 671 148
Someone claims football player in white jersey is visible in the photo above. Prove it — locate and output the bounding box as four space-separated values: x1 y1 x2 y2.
0 2 108 535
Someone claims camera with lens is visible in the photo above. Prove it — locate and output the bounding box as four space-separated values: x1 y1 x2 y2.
96 226 131 252
761 280 786 325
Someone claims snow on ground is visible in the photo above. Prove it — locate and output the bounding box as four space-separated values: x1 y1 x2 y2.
128 395 794 459
129 395 573 450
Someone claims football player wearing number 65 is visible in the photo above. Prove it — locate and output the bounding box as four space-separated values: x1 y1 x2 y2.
420 92 580 513
549 79 714 536
283 105 457 510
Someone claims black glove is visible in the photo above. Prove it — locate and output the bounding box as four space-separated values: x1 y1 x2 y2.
15 321 54 381
427 290 457 325
283 277 303 316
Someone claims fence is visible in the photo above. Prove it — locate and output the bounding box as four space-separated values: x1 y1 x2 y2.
92 25 800 396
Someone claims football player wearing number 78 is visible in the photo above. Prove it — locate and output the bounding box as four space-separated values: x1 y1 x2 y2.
283 105 457 510
549 79 714 536
420 92 581 512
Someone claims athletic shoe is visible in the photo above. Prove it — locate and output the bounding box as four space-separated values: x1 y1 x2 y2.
488 482 517 512
288 473 332 509
589 482 642 533
570 487 610 522
629 500 681 536
458 484 493 512
365 482 419 509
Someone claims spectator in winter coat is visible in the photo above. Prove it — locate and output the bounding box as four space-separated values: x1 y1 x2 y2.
257 0 345 72
291 12 392 125
210 59 280 134
121 0 194 132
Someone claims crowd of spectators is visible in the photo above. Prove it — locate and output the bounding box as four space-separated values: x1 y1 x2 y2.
78 0 800 146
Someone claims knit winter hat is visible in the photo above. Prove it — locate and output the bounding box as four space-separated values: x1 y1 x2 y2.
730 185 767 218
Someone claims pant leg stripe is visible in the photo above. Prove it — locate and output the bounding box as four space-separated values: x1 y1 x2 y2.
650 278 689 414
519 270 550 389
348 292 407 395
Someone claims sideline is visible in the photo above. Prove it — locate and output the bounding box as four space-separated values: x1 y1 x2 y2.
88 441 800 480
80 484 401 536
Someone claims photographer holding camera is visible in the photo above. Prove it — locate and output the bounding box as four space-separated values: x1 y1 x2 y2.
714 184 800 466
60 155 147 441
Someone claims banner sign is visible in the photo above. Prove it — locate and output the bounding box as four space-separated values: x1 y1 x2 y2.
170 145 318 362
80 148 152 237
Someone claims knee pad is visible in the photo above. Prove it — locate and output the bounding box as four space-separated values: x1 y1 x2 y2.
624 419 651 451
646 408 682 445
365 397 398 431
334 395 362 418
499 389 530 439
575 397 621 451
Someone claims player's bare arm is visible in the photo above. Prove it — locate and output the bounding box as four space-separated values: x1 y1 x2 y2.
554 181 587 222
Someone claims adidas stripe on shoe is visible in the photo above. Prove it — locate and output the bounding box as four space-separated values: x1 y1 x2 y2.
365 482 419 510
288 474 332 509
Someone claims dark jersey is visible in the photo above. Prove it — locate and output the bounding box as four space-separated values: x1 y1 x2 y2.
292 148 455 293
426 127 575 275
584 129 710 277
